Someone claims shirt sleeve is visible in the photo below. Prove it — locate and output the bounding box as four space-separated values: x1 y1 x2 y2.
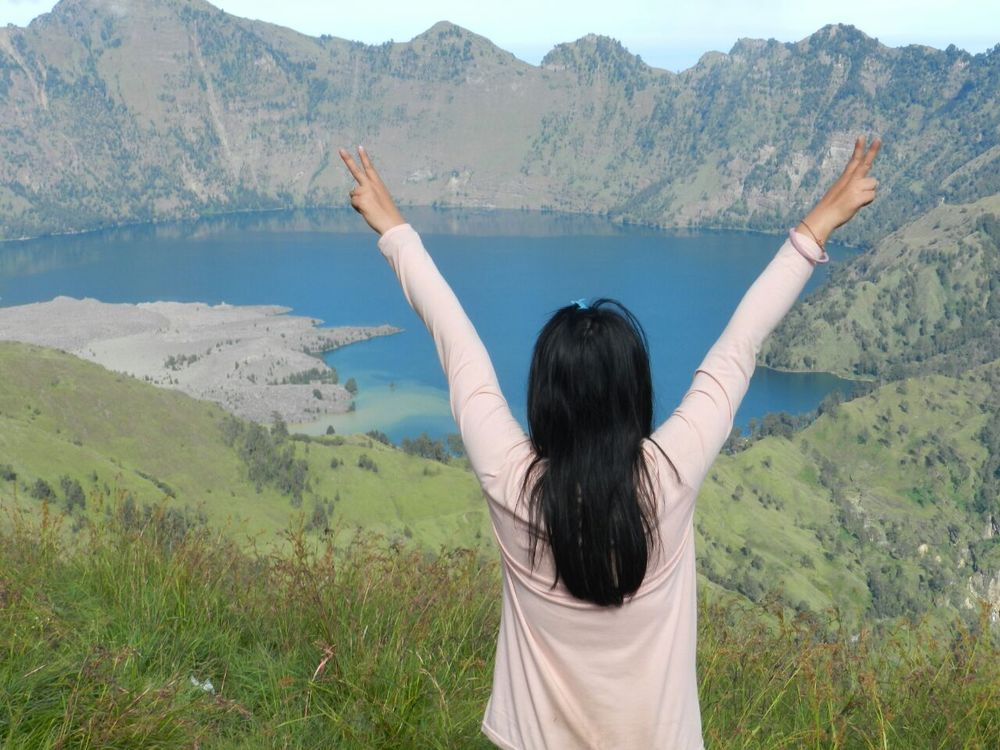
377 223 529 490
651 231 823 489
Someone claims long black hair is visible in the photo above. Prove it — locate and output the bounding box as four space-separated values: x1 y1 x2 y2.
522 298 658 607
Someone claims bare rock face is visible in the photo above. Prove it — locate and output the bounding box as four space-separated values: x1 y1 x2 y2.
966 570 1000 624
0 296 399 423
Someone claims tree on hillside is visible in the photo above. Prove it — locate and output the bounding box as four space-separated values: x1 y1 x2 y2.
271 412 289 440
446 433 465 458
401 433 449 463
366 430 392 446
60 475 86 512
307 502 329 532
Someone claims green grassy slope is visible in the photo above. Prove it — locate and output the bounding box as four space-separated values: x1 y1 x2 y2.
699 362 1000 624
1 509 997 748
3 340 998 626
0 342 486 548
763 195 1000 379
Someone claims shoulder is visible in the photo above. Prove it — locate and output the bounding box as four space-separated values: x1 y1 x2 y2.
643 434 693 491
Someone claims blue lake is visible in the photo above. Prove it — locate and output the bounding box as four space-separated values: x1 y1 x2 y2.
0 208 858 443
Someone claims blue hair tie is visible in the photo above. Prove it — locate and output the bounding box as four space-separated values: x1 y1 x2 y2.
571 298 589 309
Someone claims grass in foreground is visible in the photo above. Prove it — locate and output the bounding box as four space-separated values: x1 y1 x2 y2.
0 502 997 749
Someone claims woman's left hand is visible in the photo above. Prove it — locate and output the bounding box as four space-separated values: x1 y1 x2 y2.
339 146 406 235
798 136 881 244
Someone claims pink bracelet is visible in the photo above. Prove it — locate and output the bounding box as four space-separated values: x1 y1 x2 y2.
788 228 829 265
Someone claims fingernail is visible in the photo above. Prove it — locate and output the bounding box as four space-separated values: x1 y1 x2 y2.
358 145 365 151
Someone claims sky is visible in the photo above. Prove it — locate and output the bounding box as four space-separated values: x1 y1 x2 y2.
1 0 997 71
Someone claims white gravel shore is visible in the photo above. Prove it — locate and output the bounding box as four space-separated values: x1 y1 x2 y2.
0 297 399 423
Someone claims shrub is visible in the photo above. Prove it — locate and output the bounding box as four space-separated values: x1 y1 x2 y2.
30 478 55 501
307 502 329 531
60 475 86 512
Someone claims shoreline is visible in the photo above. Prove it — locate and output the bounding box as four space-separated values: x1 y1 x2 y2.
0 204 869 249
756 362 871 384
0 296 400 424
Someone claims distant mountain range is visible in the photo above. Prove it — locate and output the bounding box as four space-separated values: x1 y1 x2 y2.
0 0 996 245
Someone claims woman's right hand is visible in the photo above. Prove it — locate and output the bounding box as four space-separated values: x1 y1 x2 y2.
339 146 407 236
798 136 881 245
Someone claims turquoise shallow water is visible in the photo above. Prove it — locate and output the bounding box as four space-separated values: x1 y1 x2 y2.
0 207 857 442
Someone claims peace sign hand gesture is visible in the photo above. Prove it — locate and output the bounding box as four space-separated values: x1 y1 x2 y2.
339 146 407 236
799 135 881 245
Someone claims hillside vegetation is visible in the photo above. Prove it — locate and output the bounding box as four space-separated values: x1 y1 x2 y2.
3 340 998 628
0 342 487 550
697 360 1000 624
764 195 1000 379
0 0 995 245
1 507 997 748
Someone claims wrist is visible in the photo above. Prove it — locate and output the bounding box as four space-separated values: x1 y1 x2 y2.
376 209 407 236
377 219 407 237
797 211 835 246
375 220 406 236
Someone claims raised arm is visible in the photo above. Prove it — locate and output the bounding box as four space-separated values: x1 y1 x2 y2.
653 136 881 488
339 147 527 486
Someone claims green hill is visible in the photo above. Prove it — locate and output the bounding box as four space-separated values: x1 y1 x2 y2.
763 195 1000 379
697 360 1000 624
0 341 486 550
3 340 998 626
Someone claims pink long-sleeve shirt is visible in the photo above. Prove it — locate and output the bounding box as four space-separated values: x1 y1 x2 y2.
377 224 823 750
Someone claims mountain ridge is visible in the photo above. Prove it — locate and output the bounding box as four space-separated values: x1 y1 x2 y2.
0 0 995 243
14 4 992 73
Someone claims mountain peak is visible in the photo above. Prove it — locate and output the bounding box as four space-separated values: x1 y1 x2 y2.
395 20 522 79
38 0 222 30
418 20 466 37
49 0 219 16
719 23 888 65
812 23 873 40
408 20 511 54
541 34 650 78
797 23 883 53
411 20 493 47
